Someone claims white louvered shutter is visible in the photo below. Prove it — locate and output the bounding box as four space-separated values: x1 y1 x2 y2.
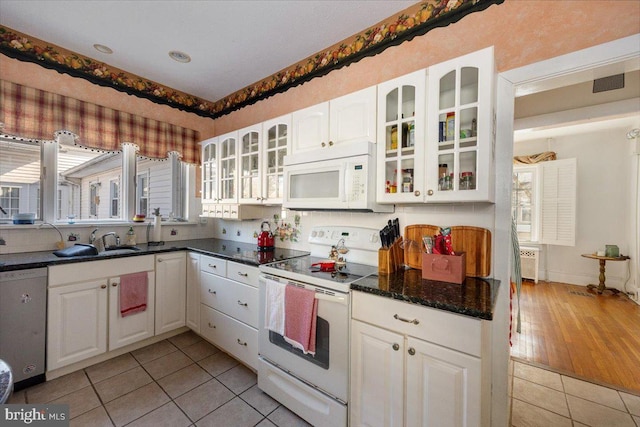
540 158 577 246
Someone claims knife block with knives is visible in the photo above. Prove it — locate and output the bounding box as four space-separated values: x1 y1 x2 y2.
378 218 403 275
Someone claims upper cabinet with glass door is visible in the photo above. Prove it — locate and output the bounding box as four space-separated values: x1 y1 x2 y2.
201 137 218 205
426 46 495 202
376 69 426 203
238 124 262 204
218 131 238 204
261 114 291 204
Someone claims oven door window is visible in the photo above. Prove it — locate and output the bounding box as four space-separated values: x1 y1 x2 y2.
268 316 329 369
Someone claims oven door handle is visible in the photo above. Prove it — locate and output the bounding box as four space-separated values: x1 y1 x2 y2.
314 293 348 306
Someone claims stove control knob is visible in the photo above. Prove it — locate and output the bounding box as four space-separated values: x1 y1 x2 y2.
311 230 318 238
318 231 325 238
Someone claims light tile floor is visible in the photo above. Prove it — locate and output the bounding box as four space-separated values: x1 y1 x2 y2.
8 331 311 427
509 358 640 427
8 332 640 426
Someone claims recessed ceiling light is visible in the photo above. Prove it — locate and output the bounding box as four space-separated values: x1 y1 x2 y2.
93 44 113 54
169 50 191 63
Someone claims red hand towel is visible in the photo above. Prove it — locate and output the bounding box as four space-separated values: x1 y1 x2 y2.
284 285 318 355
119 272 148 317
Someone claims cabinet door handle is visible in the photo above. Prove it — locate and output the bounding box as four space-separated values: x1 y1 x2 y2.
100 284 107 289
394 314 419 325
408 347 416 356
112 283 118 287
237 272 248 277
208 289 217 295
392 343 400 351
427 189 434 196
237 339 247 346
208 322 216 329
414 190 421 197
157 258 163 263
321 142 326 147
328 140 334 146
237 300 248 307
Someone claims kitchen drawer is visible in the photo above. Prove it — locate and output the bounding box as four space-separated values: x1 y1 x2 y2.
200 273 258 328
351 291 484 357
200 304 258 370
226 261 259 288
200 255 226 276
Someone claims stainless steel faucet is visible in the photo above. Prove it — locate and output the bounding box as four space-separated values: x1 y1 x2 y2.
101 232 120 249
90 228 99 244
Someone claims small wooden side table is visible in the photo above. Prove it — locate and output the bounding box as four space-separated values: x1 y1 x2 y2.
581 253 630 294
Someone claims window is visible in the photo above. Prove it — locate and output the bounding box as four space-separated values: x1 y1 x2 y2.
512 159 576 246
0 138 40 219
1 134 192 223
89 182 100 217
0 186 20 218
136 171 149 217
110 179 120 218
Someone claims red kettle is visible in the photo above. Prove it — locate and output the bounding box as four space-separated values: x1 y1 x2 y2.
257 221 275 251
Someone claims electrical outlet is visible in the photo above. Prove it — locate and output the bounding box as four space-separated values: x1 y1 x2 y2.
199 217 207 224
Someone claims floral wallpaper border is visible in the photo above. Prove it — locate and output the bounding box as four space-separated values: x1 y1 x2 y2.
0 0 502 120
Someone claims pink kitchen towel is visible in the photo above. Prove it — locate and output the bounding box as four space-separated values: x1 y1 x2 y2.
119 272 148 317
284 284 318 355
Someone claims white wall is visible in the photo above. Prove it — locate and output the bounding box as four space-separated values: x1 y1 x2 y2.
514 125 634 289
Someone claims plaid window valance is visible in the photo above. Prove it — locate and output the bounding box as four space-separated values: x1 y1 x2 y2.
0 80 200 164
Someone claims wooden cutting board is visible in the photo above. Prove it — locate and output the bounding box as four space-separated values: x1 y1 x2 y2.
404 225 491 277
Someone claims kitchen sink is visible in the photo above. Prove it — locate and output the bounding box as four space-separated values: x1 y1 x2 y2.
99 246 141 255
53 244 141 258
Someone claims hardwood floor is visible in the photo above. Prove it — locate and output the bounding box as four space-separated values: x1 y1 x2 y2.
510 280 640 393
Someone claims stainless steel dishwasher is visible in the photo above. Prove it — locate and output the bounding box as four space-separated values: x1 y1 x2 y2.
0 267 47 390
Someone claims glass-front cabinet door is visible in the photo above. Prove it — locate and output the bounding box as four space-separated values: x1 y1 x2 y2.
376 70 426 203
262 114 291 204
238 124 262 204
201 137 218 205
218 131 238 204
426 46 495 202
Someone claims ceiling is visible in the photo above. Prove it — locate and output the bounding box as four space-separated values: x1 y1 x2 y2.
0 0 417 102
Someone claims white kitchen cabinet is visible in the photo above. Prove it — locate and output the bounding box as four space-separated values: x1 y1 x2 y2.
376 69 427 203
290 86 376 156
238 124 263 204
199 255 259 370
155 252 187 335
201 137 219 205
261 114 291 204
425 46 495 202
47 256 155 371
186 252 200 333
350 291 489 427
48 279 108 371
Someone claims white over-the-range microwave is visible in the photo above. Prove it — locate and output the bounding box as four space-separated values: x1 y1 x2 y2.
283 142 394 213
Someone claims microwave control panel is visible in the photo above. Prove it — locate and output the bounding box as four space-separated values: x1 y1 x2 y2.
348 162 367 202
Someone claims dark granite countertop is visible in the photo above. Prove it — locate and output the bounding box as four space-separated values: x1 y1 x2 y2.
351 268 499 320
0 239 310 272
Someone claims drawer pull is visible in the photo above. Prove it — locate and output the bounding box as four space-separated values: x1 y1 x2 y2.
392 343 400 351
208 289 217 295
209 264 217 269
100 284 107 289
237 272 248 277
408 347 416 356
394 314 419 325
237 339 247 346
237 300 248 307
208 322 216 329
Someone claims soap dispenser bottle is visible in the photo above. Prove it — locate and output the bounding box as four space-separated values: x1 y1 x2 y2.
126 226 136 246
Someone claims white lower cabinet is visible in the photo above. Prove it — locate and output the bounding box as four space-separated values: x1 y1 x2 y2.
47 256 155 371
155 252 187 334
199 256 259 370
186 252 200 333
350 291 488 427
